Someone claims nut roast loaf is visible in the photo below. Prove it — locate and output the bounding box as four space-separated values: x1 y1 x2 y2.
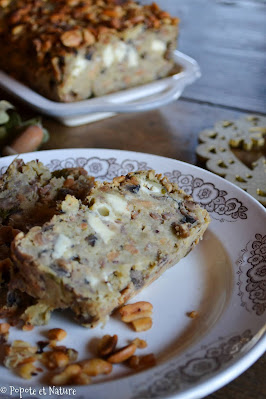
0 0 179 102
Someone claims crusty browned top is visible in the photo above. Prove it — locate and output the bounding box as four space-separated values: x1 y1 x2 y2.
0 0 179 62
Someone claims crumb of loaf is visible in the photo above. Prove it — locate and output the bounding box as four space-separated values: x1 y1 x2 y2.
187 310 199 319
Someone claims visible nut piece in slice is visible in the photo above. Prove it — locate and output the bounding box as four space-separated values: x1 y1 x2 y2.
119 302 153 323
107 343 137 364
97 334 118 357
131 317 153 332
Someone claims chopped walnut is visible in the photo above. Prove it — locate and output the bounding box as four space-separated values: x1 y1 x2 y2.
97 334 118 357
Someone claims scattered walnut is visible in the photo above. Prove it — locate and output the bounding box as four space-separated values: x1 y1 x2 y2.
97 334 118 357
41 345 78 370
41 351 70 370
4 340 39 380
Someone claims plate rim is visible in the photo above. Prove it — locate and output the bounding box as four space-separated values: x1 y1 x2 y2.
0 148 265 399
1 147 266 213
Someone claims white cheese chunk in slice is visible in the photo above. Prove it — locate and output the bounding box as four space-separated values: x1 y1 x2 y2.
105 194 130 216
151 39 166 53
86 274 100 288
71 56 90 78
87 213 115 243
103 45 114 68
115 42 127 62
127 47 139 67
53 234 72 259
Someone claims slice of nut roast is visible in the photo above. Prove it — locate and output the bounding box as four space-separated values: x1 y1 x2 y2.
11 170 210 327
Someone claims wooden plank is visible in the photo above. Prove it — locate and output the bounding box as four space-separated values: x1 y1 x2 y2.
142 0 266 113
39 99 246 165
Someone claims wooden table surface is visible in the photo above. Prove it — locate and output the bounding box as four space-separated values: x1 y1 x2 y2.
1 0 265 398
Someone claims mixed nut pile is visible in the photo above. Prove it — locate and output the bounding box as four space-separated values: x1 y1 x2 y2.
0 300 156 386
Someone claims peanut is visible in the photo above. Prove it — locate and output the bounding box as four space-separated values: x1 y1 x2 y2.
22 323 34 331
131 317 153 332
72 372 91 385
119 302 153 323
48 328 67 342
79 358 112 376
131 338 147 349
17 362 39 379
107 343 136 364
0 322 10 334
50 364 81 385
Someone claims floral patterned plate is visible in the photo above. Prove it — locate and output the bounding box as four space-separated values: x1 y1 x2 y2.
0 149 265 399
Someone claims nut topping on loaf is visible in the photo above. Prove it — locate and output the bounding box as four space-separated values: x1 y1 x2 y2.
11 170 210 327
0 1 179 101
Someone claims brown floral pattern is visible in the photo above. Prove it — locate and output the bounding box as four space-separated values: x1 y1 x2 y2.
1 158 249 221
237 234 266 315
45 156 151 180
131 330 253 398
164 170 248 220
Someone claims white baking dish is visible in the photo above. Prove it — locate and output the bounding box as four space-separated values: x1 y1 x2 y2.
0 50 200 126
